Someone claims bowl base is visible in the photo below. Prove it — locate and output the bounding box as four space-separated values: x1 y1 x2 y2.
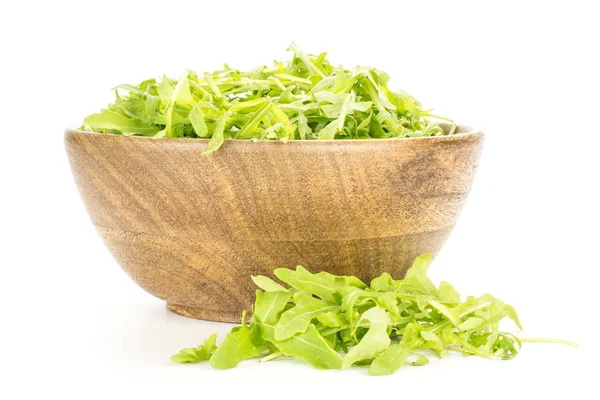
167 304 243 323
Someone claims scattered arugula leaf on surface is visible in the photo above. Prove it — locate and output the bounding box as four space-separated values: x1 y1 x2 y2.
171 333 217 364
172 254 577 375
82 43 455 153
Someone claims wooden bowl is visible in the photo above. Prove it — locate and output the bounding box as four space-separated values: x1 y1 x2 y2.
65 125 483 322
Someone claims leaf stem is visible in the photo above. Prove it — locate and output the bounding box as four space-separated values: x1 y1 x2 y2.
260 352 283 363
166 70 189 138
422 112 454 122
519 338 579 347
288 42 327 78
320 326 348 337
204 72 222 98
448 124 457 135
336 94 352 132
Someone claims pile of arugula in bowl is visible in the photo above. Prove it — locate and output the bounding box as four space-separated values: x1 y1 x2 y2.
82 43 454 154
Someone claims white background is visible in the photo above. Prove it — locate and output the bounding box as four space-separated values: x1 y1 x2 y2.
1 0 599 398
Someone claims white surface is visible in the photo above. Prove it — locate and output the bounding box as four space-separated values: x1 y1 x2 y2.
1 0 599 398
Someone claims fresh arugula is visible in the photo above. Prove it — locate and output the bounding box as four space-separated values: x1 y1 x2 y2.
172 254 577 375
171 333 217 364
82 44 454 154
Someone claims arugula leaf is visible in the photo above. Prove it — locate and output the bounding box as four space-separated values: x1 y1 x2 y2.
253 290 291 325
342 307 391 369
189 104 208 137
251 275 289 292
81 44 454 149
370 273 397 292
171 334 217 364
83 109 161 136
339 286 377 328
438 281 461 303
202 109 233 156
405 253 439 296
368 344 410 376
158 77 174 104
274 266 337 304
458 317 485 331
272 324 343 370
504 304 523 330
209 313 266 369
409 352 430 366
274 293 338 340
172 255 574 375
316 312 347 328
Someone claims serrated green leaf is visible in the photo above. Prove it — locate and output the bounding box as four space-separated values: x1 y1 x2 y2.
202 109 232 155
504 304 523 330
342 307 391 369
272 325 343 369
458 317 485 331
410 352 429 366
274 293 338 340
209 316 266 370
251 275 289 292
254 290 291 325
405 253 439 296
274 266 337 304
83 109 161 136
439 281 461 303
369 344 410 376
370 273 396 292
189 104 208 137
316 312 347 328
171 333 217 364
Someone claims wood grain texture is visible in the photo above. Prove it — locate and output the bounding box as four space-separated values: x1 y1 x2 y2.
65 125 483 322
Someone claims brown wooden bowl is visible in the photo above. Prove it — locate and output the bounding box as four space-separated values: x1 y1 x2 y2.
65 125 483 322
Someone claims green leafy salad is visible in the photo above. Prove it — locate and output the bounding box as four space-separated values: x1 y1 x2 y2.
172 254 576 375
82 43 455 154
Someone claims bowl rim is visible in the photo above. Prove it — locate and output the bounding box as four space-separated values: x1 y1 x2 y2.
65 123 483 144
